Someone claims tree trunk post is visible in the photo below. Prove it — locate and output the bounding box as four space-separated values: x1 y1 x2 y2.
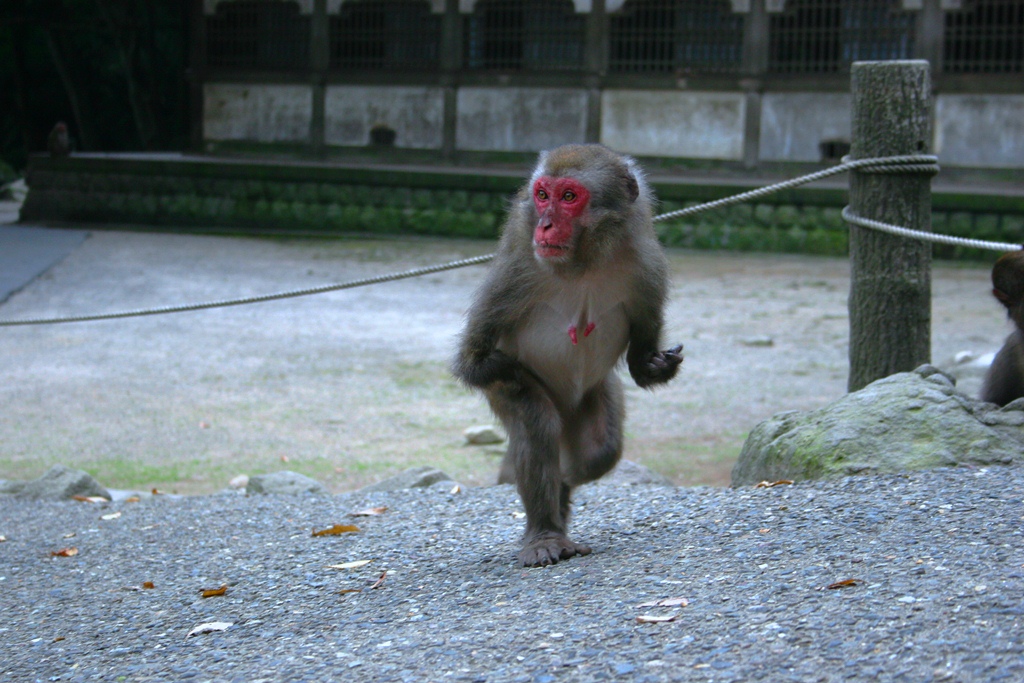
847 60 933 393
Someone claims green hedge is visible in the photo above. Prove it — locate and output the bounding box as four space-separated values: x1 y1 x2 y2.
22 167 1023 261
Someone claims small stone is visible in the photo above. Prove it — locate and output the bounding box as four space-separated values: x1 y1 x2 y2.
16 465 110 501
954 350 975 364
591 460 674 487
0 479 26 495
246 471 327 496
739 335 774 347
463 425 504 445
360 466 455 492
228 474 249 489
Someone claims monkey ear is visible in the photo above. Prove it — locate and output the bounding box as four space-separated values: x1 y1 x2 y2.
624 174 639 203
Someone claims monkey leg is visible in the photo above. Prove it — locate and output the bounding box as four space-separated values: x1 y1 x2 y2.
562 373 625 487
487 380 592 567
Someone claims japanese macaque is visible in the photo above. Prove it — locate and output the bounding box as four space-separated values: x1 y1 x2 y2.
980 250 1024 406
453 144 683 567
48 122 70 158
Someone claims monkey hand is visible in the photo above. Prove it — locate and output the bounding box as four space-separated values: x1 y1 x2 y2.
519 531 592 567
630 344 684 388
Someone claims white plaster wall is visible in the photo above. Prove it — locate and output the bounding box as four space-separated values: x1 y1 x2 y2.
324 86 445 149
456 88 589 153
936 94 1024 169
204 84 313 142
759 93 851 162
600 90 745 160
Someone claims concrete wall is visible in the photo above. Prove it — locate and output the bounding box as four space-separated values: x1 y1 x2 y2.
759 93 851 163
200 83 1024 169
600 90 745 160
204 84 313 143
935 95 1024 169
325 86 445 149
456 87 589 152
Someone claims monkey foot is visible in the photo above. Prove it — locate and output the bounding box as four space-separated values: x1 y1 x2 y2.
518 532 592 567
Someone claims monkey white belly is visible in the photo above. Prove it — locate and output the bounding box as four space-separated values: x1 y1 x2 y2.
500 280 631 406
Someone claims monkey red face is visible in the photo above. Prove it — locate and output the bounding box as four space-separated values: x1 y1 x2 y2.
532 176 590 260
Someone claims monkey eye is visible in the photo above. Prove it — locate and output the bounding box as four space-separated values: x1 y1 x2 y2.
536 189 548 201
562 190 577 202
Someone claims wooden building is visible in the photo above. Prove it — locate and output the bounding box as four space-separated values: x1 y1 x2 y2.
188 0 1023 169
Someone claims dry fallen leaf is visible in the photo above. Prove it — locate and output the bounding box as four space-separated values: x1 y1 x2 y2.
71 495 108 503
151 488 163 495
142 581 155 589
370 571 388 590
51 547 78 557
312 524 360 537
755 480 794 488
53 636 65 643
63 532 76 539
280 455 289 463
325 560 372 570
201 585 228 598
450 484 461 494
349 506 387 517
637 597 689 608
636 614 677 624
124 496 141 503
826 578 863 590
338 588 362 595
186 621 232 638
100 511 122 521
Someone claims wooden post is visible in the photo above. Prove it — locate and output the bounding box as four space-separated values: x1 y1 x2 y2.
847 60 933 392
440 0 462 161
309 0 329 158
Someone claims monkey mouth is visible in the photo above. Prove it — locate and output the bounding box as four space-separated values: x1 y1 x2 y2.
534 242 570 259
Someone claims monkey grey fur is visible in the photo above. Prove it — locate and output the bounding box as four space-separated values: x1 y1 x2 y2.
453 144 683 567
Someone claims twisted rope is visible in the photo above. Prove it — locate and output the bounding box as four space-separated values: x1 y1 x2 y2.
840 206 1022 252
1 154 1017 327
652 154 939 223
0 254 494 326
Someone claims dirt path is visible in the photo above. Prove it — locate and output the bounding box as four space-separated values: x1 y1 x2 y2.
0 229 1009 493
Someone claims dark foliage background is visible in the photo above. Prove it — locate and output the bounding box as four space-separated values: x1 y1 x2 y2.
0 0 188 174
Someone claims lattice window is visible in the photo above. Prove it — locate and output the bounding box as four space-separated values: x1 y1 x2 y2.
769 0 914 74
463 0 585 70
330 0 441 69
207 0 311 69
609 0 743 74
945 0 1024 73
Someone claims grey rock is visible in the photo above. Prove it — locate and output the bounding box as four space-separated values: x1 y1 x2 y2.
732 365 1024 486
0 479 25 495
739 335 774 347
246 470 327 496
590 459 674 486
15 465 110 501
463 425 505 445
360 466 455 492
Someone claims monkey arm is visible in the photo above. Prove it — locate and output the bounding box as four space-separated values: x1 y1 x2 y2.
452 264 534 389
623 268 683 389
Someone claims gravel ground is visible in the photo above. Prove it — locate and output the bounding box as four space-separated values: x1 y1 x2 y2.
2 465 1023 682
